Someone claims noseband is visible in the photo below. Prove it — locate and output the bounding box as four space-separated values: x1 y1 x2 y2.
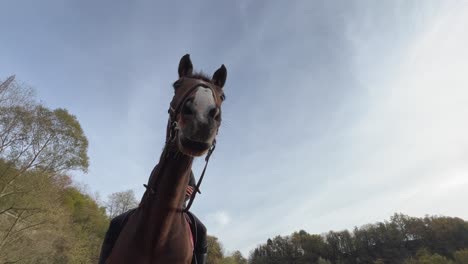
144 77 223 212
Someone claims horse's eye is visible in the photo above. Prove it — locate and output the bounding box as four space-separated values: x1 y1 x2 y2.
220 94 226 101
173 80 182 89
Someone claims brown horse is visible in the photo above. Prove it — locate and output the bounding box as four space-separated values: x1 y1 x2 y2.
104 54 227 264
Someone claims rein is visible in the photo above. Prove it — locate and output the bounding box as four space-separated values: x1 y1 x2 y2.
184 139 215 212
144 77 220 213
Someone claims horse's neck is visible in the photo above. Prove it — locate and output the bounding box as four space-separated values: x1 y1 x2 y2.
106 144 193 263
146 146 193 209
139 144 193 243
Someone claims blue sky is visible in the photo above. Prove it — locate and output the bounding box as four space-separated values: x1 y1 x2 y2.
1 0 468 256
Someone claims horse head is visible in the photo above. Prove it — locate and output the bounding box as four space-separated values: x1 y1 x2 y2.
168 54 227 157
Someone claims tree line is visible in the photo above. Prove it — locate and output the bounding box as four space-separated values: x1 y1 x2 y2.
248 214 468 264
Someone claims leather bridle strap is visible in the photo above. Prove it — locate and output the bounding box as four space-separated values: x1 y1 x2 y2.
168 77 222 121
144 77 220 211
184 139 216 212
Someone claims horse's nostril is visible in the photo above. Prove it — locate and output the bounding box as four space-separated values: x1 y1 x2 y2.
208 107 220 120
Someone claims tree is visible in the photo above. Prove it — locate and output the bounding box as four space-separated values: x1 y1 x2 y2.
404 248 454 264
61 187 109 263
222 250 247 264
291 230 330 263
0 166 72 263
105 189 139 218
453 248 468 264
231 250 247 264
0 76 91 263
0 75 34 109
317 257 332 264
1 76 87 174
0 76 88 211
207 235 224 264
249 214 468 264
0 99 89 210
0 166 108 263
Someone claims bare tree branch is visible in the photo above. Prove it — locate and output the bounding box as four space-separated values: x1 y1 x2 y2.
0 210 24 250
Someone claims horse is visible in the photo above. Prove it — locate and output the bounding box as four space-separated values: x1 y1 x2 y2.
104 54 227 264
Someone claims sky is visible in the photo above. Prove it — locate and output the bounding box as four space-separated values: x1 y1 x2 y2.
1 0 468 257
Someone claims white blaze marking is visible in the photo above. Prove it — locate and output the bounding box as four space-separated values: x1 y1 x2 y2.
193 86 215 122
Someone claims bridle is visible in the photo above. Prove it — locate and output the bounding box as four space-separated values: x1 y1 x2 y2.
166 77 223 143
144 77 223 212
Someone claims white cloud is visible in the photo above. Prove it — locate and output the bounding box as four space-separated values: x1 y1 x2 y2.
207 210 231 230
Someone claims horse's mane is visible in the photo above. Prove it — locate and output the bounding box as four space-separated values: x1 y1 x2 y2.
173 72 212 88
189 72 211 82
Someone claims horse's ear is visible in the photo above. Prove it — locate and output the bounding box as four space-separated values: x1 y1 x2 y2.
212 64 227 88
178 54 193 78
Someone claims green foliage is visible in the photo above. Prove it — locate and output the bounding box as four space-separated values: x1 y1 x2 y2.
63 187 108 235
61 187 109 263
454 249 468 264
207 235 224 264
0 164 70 263
317 257 332 264
404 249 455 264
292 230 330 262
0 105 89 174
222 250 247 264
0 76 101 263
249 214 468 264
0 162 108 263
206 236 248 264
